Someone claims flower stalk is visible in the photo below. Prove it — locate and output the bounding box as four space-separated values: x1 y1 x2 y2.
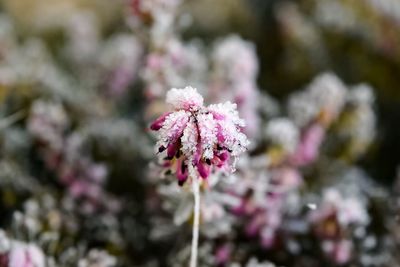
190 175 200 267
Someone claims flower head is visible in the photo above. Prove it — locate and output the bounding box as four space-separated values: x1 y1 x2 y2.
8 242 45 267
151 86 249 185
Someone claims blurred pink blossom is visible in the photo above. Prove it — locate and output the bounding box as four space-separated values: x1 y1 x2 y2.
291 123 325 166
8 243 45 267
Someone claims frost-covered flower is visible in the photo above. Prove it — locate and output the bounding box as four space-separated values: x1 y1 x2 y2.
150 86 249 185
290 123 325 166
307 73 347 120
209 35 260 138
211 35 258 82
8 242 46 267
287 91 318 128
288 72 347 127
99 33 143 97
309 188 369 263
309 188 369 231
229 167 295 249
265 118 299 154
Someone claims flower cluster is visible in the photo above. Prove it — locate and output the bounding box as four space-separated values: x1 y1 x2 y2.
309 188 369 264
28 100 120 214
0 194 120 267
151 86 249 185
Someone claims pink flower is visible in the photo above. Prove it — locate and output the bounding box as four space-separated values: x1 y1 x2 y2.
151 86 249 185
8 243 45 267
322 240 352 265
214 244 232 265
291 123 325 166
209 36 260 138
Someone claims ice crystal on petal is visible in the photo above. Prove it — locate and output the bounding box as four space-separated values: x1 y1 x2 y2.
166 86 204 111
197 113 217 159
156 110 189 148
208 102 245 127
180 118 198 160
265 118 299 153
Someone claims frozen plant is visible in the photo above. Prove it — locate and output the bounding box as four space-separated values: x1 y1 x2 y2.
288 72 347 128
265 118 299 162
209 35 260 138
309 188 370 264
150 86 249 185
142 38 207 101
99 33 143 97
27 100 120 215
150 86 249 267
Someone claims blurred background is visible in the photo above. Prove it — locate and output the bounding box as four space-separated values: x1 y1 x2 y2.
0 0 400 266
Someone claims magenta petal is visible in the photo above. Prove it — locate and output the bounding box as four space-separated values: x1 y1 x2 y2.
291 124 325 166
302 125 324 161
211 111 225 120
231 200 246 215
215 245 231 265
212 155 228 168
217 151 229 162
167 142 179 158
150 112 171 131
176 160 188 185
197 161 210 179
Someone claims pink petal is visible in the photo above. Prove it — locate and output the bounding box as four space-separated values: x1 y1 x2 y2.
150 112 171 131
217 151 229 162
197 161 210 179
176 160 188 185
167 141 180 158
291 124 325 166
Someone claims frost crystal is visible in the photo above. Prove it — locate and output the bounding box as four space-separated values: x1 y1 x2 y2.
151 86 249 185
265 118 299 153
166 86 204 111
288 72 347 127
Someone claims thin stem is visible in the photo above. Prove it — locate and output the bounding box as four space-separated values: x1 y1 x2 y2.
190 177 200 267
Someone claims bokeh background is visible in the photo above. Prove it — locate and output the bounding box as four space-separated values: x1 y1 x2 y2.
1 0 400 266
